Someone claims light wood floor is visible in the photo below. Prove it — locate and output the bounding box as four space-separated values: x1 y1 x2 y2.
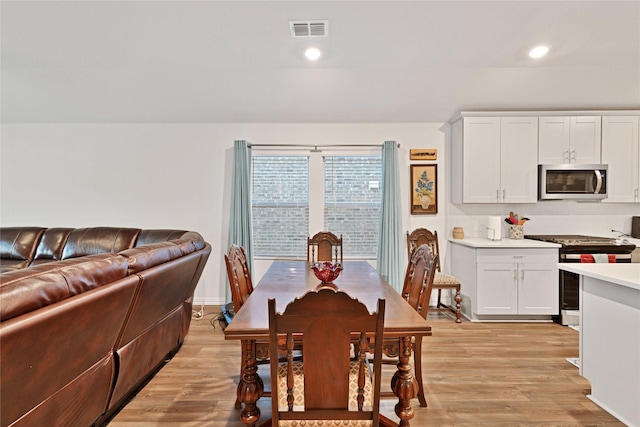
108 307 624 426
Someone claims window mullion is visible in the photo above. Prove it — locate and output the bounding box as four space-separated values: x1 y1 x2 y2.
308 151 324 234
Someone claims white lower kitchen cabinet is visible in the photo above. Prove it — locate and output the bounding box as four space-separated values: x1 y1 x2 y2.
450 239 559 321
476 254 558 315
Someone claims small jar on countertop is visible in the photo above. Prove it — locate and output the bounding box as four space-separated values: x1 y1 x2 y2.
452 227 464 239
509 225 524 240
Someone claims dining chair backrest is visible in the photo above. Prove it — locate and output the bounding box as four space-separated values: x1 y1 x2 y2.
401 243 437 320
268 287 385 426
224 244 253 314
307 231 343 264
407 227 441 272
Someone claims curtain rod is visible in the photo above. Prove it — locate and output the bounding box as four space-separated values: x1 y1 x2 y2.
247 143 400 149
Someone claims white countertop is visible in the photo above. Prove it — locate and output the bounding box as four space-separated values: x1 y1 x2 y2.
449 237 561 249
559 263 640 291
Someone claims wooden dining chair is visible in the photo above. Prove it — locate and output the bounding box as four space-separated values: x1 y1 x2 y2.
377 243 436 407
268 287 385 426
224 244 273 408
307 231 343 264
225 244 304 409
225 244 254 315
407 227 462 323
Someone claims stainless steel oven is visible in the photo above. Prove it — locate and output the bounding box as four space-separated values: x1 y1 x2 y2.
525 235 635 325
559 252 632 313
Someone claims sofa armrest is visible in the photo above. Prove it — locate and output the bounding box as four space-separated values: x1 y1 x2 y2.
119 241 195 275
0 253 128 321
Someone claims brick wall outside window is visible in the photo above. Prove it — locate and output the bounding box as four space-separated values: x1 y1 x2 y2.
252 156 309 257
251 154 381 258
324 156 381 257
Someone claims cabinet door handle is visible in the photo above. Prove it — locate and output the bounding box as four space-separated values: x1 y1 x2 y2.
570 150 576 162
520 268 525 281
496 189 500 202
513 269 518 282
563 150 569 163
502 189 506 200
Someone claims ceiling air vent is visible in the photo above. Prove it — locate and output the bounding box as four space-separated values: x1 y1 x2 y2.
289 20 328 37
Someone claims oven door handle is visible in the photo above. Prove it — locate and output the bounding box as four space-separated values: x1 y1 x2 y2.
561 253 631 261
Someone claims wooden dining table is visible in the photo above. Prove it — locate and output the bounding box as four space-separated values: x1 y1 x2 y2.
224 260 432 427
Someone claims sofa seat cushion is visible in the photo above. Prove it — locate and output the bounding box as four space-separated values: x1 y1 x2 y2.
0 253 128 321
1 260 30 274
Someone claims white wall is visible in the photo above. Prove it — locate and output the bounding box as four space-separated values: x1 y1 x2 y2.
3 122 637 304
1 123 447 304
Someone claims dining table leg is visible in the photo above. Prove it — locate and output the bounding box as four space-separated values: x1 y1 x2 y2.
237 339 264 426
390 335 418 426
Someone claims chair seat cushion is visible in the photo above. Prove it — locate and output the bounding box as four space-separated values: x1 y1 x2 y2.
276 360 374 426
278 422 373 426
433 271 460 286
278 420 373 427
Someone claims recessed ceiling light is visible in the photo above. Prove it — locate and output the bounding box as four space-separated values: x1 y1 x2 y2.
305 48 321 61
529 45 549 59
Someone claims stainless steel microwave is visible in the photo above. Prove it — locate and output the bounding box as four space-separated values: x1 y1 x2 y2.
538 164 608 200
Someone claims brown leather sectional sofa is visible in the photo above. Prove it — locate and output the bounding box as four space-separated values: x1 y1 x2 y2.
0 227 211 427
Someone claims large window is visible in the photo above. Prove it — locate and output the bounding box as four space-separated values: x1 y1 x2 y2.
251 151 382 259
324 156 381 257
251 156 309 257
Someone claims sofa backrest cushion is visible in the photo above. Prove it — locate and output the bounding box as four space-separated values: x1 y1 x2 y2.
0 253 129 321
61 227 141 260
119 240 195 275
135 229 188 246
31 227 74 265
0 227 46 262
136 229 206 251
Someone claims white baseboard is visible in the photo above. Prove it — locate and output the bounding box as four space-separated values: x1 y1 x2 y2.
193 298 226 306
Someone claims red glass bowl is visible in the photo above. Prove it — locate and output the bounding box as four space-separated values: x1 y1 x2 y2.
311 262 342 283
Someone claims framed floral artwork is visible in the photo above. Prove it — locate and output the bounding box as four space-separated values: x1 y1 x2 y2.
411 164 437 214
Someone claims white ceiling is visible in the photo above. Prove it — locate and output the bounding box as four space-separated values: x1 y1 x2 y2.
1 0 639 124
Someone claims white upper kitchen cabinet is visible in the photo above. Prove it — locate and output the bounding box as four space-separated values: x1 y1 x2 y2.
538 116 602 164
500 117 539 203
601 115 639 203
460 117 501 203
453 116 538 203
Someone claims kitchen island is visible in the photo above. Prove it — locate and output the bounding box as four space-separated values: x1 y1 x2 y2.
559 263 640 427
